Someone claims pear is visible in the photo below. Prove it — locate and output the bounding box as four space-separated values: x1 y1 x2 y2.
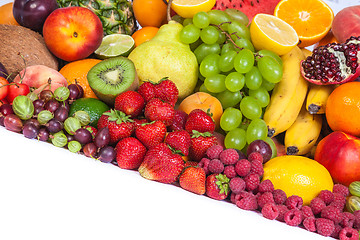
128 20 198 99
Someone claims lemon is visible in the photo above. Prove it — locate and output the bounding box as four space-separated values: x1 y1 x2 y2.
262 155 333 205
250 14 299 56
169 0 216 19
95 34 135 59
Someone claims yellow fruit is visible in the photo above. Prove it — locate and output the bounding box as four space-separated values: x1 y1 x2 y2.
250 13 299 56
263 155 333 205
168 0 216 19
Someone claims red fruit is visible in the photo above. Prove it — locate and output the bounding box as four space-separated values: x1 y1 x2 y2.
165 130 191 156
179 166 206 195
0 77 9 100
135 120 167 149
138 143 185 183
332 6 360 43
116 137 147 169
168 109 188 131
189 131 217 161
137 81 156 102
97 109 135 145
133 118 148 129
82 125 98 139
144 98 175 126
114 90 145 118
6 83 30 103
185 109 215 134
205 173 230 200
155 78 179 106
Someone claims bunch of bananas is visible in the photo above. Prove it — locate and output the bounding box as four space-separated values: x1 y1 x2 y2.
263 47 334 156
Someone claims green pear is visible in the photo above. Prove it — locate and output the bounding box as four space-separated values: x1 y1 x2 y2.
128 21 198 99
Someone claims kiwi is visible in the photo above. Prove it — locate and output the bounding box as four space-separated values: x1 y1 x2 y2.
87 56 139 106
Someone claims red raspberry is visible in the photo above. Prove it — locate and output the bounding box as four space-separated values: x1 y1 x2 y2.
331 224 342 239
244 173 260 192
229 177 245 194
208 159 224 174
231 190 254 204
223 165 237 179
303 217 316 232
301 205 314 218
284 209 303 226
273 189 287 205
236 193 258 210
205 145 223 159
257 192 274 209
250 159 264 176
330 193 347 210
316 218 335 237
258 179 274 193
219 148 239 165
353 210 360 230
339 227 359 240
340 212 356 228
310 197 326 215
198 157 211 175
318 189 335 205
247 151 263 163
333 184 350 197
276 204 289 222
321 205 342 224
261 203 279 220
235 159 251 177
285 195 303 210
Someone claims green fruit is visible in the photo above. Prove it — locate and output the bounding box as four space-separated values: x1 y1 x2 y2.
68 140 82 153
54 86 70 102
64 117 81 135
51 131 68 148
12 95 34 120
73 110 91 126
346 195 360 213
349 181 360 197
38 110 54 125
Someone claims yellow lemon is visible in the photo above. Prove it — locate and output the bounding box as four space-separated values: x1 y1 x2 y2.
250 13 299 56
263 155 333 205
168 0 216 19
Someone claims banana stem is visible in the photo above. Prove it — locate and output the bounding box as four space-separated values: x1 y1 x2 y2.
167 0 173 22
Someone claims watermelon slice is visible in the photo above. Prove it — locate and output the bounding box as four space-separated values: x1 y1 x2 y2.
213 0 281 23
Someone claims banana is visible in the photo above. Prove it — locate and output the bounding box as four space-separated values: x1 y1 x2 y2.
263 46 308 137
284 104 323 156
306 84 334 114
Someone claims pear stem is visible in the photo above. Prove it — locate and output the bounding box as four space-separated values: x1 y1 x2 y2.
167 0 173 22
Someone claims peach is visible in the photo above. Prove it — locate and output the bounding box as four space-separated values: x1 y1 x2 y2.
332 6 360 43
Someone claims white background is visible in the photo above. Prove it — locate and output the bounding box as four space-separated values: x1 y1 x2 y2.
0 0 359 239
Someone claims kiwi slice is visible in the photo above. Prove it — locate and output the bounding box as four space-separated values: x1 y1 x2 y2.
87 56 139 106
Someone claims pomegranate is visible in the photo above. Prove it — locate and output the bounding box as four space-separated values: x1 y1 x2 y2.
300 36 360 85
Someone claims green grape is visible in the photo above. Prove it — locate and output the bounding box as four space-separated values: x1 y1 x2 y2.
199 53 220 78
221 43 236 55
193 11 210 28
249 87 270 108
257 49 283 67
239 118 251 131
235 38 255 52
224 128 247 150
216 30 226 44
257 56 283 83
261 79 276 91
207 10 231 30
220 107 242 131
179 24 201 44
225 71 245 92
190 38 203 51
200 26 219 44
204 74 226 93
183 18 193 26
239 96 262 120
198 69 206 81
216 90 242 109
194 43 221 63
219 50 236 73
245 66 262 90
51 131 68 148
199 83 212 94
227 20 251 41
224 8 249 26
246 118 268 144
234 49 254 74
68 140 82 153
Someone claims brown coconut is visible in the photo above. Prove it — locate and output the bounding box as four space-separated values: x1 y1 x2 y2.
0 24 58 79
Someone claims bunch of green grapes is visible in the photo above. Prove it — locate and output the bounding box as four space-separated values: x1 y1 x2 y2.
179 9 284 152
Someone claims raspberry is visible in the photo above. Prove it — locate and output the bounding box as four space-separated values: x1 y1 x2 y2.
333 184 350 197
261 203 279 220
330 193 347 211
321 205 342 224
316 218 335 237
258 179 274 193
340 212 355 228
284 209 303 226
198 157 211 175
223 165 237 179
235 159 251 177
208 159 224 174
285 195 303 210
229 177 245 194
317 189 335 205
310 197 326 215
276 204 289 222
244 173 260 192
206 145 223 159
231 191 253 204
219 148 239 165
250 159 264 176
303 217 316 232
301 205 314 218
273 189 287 205
331 224 342 239
236 193 258 210
247 152 263 163
257 192 274 209
339 227 359 240
353 210 360 230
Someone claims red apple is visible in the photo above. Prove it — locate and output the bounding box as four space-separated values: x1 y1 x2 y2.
42 6 103 62
314 131 360 186
332 6 360 43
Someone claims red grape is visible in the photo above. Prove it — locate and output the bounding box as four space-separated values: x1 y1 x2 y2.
4 114 23 133
46 119 63 133
38 127 49 141
94 127 110 148
54 106 69 122
74 128 92 145
23 122 39 139
44 99 60 113
0 104 14 116
39 90 53 102
98 146 116 163
83 142 97 158
246 139 272 163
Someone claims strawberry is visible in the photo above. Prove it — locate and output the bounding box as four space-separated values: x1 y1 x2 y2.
133 118 148 129
184 161 199 168
114 90 145 118
97 109 135 145
155 78 179 106
205 173 230 200
168 109 188 131
137 81 156 103
185 109 215 134
115 137 147 169
144 98 175 126
165 130 191 156
189 131 217 161
179 166 206 195
138 143 185 183
135 120 167 149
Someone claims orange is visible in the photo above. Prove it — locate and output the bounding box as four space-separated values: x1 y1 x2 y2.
59 59 102 99
133 0 167 28
314 30 338 48
326 82 360 137
132 27 159 47
0 2 20 25
274 0 334 48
